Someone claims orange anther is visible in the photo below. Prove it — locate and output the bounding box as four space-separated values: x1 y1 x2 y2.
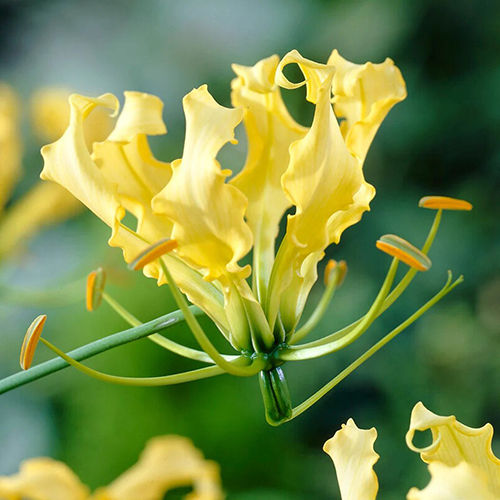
130 239 178 271
376 234 431 272
418 196 472 211
86 267 106 311
20 315 47 370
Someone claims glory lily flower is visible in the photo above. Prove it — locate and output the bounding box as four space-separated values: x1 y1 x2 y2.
0 435 223 500
0 51 472 424
324 402 500 499
0 85 111 261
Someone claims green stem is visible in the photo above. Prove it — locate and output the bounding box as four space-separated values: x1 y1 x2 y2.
279 259 399 361
40 338 225 386
288 272 462 420
0 308 194 395
289 210 443 350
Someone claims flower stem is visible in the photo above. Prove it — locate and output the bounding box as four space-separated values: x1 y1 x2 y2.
0 307 198 395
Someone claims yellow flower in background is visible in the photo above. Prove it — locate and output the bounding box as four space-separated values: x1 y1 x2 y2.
324 402 500 500
1 50 471 425
0 85 102 260
0 435 223 500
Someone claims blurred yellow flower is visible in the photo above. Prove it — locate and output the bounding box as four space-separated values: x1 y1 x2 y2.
2 49 465 424
324 402 500 500
0 85 88 259
0 435 223 500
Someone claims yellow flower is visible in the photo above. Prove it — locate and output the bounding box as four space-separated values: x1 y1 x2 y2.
324 402 500 500
0 435 223 500
0 85 107 260
3 50 470 425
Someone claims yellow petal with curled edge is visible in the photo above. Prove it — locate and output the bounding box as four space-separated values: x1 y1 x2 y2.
230 55 306 291
406 402 500 497
31 87 114 146
40 93 123 227
270 50 375 329
0 84 22 211
91 435 223 500
328 50 407 162
40 92 228 332
323 418 379 500
278 50 375 260
153 85 252 282
407 462 496 500
0 458 89 500
0 181 82 259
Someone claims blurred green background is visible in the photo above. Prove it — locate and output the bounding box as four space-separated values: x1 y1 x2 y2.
0 0 499 498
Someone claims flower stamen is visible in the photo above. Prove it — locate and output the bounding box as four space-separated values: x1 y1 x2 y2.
20 314 47 370
376 234 431 272
419 196 472 211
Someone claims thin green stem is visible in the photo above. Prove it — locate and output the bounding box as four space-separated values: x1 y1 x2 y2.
279 259 399 361
0 308 195 395
289 272 462 420
291 266 341 343
290 210 443 349
40 338 225 386
160 260 262 376
102 292 234 364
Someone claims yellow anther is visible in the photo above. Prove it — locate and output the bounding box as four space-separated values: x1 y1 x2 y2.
20 315 47 370
376 234 431 272
418 196 473 211
324 259 347 286
129 239 178 271
86 267 106 311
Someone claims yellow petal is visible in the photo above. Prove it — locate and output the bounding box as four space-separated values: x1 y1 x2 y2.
31 88 114 147
92 436 223 500
153 85 252 282
40 93 122 227
329 50 407 162
40 92 228 331
407 462 496 500
230 55 306 289
0 458 89 500
269 50 374 329
406 402 500 496
278 50 374 259
0 84 22 211
0 181 82 259
323 418 379 500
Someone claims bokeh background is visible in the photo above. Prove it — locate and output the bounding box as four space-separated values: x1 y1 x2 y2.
0 0 499 498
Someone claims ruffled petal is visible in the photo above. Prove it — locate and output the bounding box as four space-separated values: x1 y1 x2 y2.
40 92 227 329
91 436 223 500
230 55 306 289
0 84 21 211
406 402 500 497
153 85 252 282
323 418 379 500
40 93 122 227
329 50 407 162
0 458 89 500
278 50 374 258
31 88 114 146
407 462 496 500
0 181 82 258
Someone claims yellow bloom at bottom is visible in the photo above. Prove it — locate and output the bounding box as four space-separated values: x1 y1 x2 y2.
0 436 223 500
324 402 500 499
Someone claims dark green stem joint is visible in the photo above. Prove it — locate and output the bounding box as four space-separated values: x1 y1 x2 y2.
258 366 292 426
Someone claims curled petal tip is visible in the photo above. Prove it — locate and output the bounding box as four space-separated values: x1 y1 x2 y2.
86 267 106 311
376 234 431 271
129 238 178 271
419 196 473 211
20 315 47 370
